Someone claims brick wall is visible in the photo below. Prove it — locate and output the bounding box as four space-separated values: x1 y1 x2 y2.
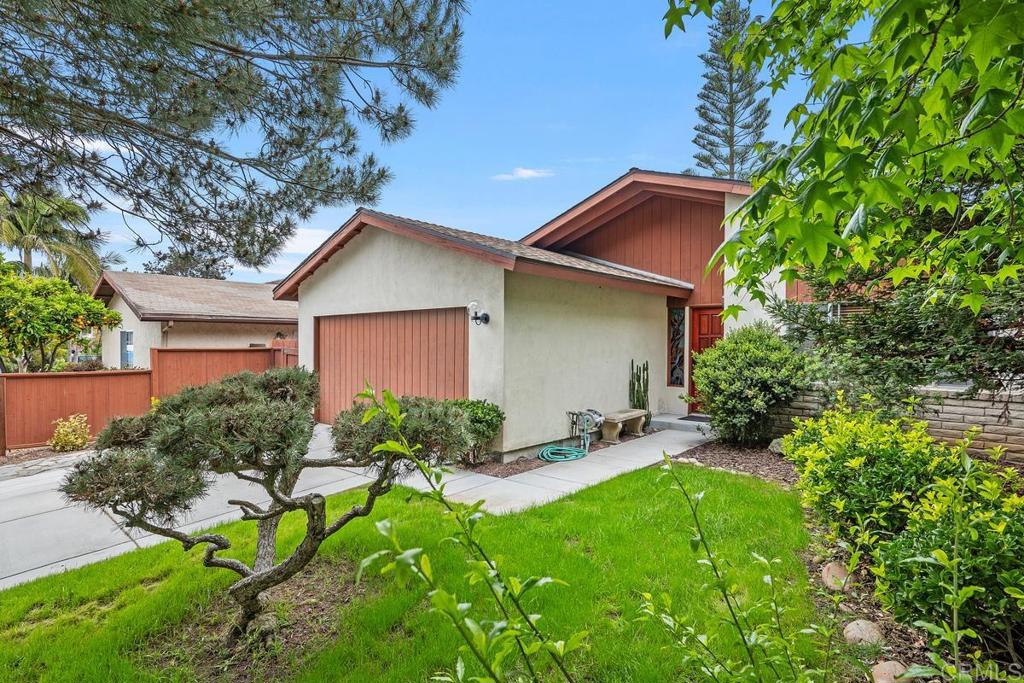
770 387 1024 465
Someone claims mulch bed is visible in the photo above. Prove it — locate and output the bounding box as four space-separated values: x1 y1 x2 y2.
672 440 798 485
466 429 659 478
805 541 931 669
140 556 366 682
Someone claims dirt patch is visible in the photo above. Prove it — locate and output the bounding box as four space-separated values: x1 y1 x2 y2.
140 556 366 682
672 440 798 485
468 456 548 478
467 429 660 478
0 443 91 466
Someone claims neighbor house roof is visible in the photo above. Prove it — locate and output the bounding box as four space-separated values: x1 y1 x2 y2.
272 208 694 301
520 168 751 249
92 271 298 324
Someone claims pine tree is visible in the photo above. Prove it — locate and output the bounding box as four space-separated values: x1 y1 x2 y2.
690 0 772 180
0 1 465 269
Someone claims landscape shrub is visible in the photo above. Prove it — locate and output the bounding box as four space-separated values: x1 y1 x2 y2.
873 458 1024 667
331 395 471 472
690 322 810 445
782 400 959 540
94 413 155 450
449 398 505 464
48 413 90 452
64 368 422 644
62 359 107 372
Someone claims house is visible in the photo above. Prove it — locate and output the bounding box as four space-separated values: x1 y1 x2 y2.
273 169 784 456
93 271 298 369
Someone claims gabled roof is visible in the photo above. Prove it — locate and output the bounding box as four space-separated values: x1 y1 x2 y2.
92 271 298 324
272 208 693 301
520 168 751 249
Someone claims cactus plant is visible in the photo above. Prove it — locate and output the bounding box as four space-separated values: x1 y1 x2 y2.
629 359 651 429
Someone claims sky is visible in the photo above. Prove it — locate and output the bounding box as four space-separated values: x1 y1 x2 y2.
90 0 803 282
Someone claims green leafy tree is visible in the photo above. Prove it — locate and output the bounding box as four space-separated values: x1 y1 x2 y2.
0 193 117 288
690 0 772 179
665 0 1024 312
0 0 464 269
769 276 1024 403
0 274 121 372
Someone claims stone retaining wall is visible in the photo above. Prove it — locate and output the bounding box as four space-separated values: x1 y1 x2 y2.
770 387 1024 465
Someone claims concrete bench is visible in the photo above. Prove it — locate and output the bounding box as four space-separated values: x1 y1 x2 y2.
600 409 647 444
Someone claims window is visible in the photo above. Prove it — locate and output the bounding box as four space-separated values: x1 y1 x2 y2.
668 307 686 387
119 330 134 368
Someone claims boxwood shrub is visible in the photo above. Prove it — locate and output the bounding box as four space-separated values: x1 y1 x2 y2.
690 322 810 445
331 395 471 474
450 398 505 465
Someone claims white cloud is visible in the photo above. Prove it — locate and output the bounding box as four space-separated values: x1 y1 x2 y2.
491 167 555 181
282 227 332 254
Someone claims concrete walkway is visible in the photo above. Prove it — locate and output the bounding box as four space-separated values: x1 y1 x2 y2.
0 426 706 590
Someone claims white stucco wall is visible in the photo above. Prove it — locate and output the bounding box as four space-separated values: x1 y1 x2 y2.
100 294 297 369
721 191 787 333
501 271 673 452
166 322 296 348
295 226 506 408
100 294 161 368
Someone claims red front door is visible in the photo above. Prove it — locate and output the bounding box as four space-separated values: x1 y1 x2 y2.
689 307 724 410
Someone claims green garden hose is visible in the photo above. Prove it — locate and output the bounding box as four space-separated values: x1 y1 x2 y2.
538 413 594 462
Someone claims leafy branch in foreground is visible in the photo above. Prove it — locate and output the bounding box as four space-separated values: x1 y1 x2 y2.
666 0 1024 313
641 455 846 683
358 387 587 683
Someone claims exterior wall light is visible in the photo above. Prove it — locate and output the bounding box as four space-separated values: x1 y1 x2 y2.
467 300 490 325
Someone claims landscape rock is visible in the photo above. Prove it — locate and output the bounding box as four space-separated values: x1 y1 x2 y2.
870 661 907 683
821 561 850 591
768 438 784 454
844 619 884 646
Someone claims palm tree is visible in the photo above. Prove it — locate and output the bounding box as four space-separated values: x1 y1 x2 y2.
0 192 116 288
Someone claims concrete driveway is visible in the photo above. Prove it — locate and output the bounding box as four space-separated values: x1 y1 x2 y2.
0 424 706 590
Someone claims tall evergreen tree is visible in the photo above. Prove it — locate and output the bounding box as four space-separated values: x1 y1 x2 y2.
690 0 771 179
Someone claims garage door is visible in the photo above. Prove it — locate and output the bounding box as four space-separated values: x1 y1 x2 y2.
315 308 469 421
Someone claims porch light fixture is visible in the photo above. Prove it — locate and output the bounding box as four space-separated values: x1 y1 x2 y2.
467 300 490 326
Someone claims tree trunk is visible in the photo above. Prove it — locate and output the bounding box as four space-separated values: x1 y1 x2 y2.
252 468 301 571
253 516 282 572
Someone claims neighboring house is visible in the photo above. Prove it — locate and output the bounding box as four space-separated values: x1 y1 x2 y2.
274 169 781 456
93 271 298 369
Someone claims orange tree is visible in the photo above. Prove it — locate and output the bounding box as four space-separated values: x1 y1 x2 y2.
0 273 120 372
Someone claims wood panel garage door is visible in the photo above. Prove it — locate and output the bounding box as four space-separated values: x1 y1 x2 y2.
315 308 469 421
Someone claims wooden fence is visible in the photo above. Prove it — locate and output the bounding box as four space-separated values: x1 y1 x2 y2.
0 347 298 454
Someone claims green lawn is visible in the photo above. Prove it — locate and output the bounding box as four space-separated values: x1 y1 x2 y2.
0 465 811 682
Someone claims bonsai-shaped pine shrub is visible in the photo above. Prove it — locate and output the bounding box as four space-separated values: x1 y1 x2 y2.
62 369 419 646
873 453 1024 668
48 413 90 452
690 322 810 445
450 398 505 464
783 399 961 541
331 395 471 470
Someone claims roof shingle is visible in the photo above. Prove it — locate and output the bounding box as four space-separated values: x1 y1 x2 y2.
94 271 298 324
360 209 694 290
